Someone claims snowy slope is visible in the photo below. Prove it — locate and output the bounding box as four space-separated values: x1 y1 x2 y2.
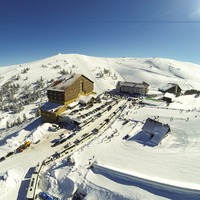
0 54 200 200
1 53 200 92
0 53 200 131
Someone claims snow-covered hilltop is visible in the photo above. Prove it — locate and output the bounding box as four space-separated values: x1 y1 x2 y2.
0 54 200 200
0 53 200 130
1 53 200 92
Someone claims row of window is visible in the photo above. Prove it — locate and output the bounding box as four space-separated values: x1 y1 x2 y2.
49 96 63 101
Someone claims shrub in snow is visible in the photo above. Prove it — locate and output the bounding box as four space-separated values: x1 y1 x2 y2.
103 68 110 74
21 67 30 74
53 65 61 69
60 69 68 75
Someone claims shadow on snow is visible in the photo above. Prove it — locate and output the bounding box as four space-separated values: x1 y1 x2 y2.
91 166 200 200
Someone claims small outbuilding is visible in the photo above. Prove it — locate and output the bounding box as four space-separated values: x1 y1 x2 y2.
142 118 170 145
79 95 94 106
58 115 80 127
163 92 175 103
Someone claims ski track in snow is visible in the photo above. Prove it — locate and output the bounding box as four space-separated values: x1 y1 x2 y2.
75 55 106 92
117 62 174 79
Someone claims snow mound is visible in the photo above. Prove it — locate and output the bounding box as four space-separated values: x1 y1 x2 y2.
28 123 52 143
5 129 30 150
0 169 23 197
40 160 74 199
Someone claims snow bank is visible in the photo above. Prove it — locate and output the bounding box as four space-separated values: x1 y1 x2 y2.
28 123 52 143
40 160 74 199
169 94 200 110
5 129 30 151
0 168 23 198
85 165 166 200
92 163 200 192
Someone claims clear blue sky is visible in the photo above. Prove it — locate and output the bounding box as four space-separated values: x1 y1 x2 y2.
0 0 200 66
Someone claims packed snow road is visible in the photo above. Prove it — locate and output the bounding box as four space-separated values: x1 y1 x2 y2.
0 95 127 200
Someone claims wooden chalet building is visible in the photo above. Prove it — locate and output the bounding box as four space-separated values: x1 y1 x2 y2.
116 81 149 96
159 83 182 97
47 74 94 105
40 74 94 122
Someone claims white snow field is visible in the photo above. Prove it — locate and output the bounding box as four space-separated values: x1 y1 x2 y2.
0 54 200 200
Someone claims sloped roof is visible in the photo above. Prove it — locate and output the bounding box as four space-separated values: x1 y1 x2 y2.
48 74 80 91
48 74 93 92
159 83 181 92
142 118 170 145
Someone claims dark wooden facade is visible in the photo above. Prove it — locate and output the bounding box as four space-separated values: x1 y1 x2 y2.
165 84 181 97
40 74 93 122
47 74 94 105
159 84 182 97
40 104 67 122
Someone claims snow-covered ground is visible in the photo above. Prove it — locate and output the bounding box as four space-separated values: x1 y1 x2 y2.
0 54 200 200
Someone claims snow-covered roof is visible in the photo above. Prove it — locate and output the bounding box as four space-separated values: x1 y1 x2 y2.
48 74 82 91
117 81 148 88
164 92 175 99
48 74 94 92
159 83 181 92
79 95 94 104
67 101 79 108
142 118 170 145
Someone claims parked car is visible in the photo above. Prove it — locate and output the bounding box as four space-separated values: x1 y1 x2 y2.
49 123 60 131
6 152 14 157
74 139 80 145
107 105 112 111
96 112 102 117
92 128 98 134
39 192 53 200
51 140 60 147
59 138 67 144
0 157 5 162
104 118 110 123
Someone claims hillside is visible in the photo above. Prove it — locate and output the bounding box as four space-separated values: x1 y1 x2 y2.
0 54 200 200
0 53 200 129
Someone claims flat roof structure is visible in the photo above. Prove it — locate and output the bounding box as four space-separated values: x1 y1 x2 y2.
164 92 175 99
40 102 64 113
117 81 148 88
142 118 170 145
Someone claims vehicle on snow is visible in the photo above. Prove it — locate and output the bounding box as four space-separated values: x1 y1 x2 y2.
38 192 53 200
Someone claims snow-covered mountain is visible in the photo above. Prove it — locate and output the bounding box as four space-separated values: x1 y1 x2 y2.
0 54 200 200
1 53 200 92
1 53 200 130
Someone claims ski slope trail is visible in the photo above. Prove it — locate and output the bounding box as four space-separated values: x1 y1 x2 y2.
74 54 105 93
104 58 125 82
